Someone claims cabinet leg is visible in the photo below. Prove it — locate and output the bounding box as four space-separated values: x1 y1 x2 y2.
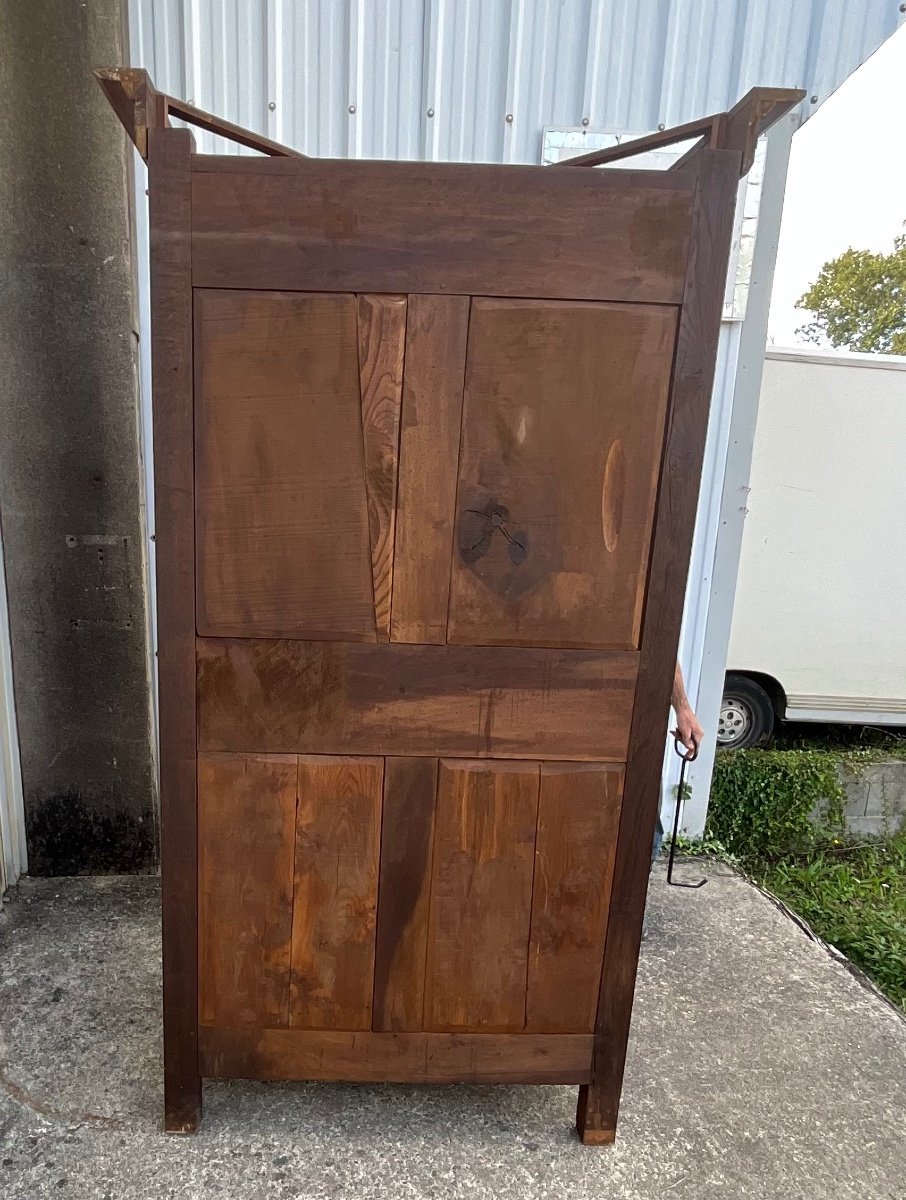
576 1083 617 1146
164 1075 202 1134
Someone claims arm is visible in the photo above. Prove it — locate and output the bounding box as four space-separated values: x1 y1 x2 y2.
672 662 704 753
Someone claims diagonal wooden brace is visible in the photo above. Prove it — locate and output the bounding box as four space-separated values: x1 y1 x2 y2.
94 66 308 160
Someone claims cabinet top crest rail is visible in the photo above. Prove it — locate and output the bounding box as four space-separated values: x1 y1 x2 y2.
96 66 802 178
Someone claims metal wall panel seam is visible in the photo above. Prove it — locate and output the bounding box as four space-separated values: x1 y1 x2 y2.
266 0 285 145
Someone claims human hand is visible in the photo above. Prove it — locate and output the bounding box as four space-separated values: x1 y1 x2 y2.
674 704 704 755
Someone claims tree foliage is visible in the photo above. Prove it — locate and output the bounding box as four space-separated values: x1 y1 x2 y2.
795 233 906 354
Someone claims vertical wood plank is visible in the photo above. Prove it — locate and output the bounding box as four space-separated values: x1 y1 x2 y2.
390 294 470 644
424 760 539 1032
578 148 743 1145
372 757 438 1031
526 764 623 1033
194 290 376 640
357 295 407 639
290 756 383 1030
148 126 200 1133
198 753 297 1027
448 299 676 650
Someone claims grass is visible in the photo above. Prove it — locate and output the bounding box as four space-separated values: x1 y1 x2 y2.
755 832 906 1010
699 741 906 1012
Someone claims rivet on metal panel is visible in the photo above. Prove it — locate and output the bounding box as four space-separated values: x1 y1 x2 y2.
348 104 357 115
427 108 435 118
658 122 666 131
810 95 819 103
268 101 276 112
505 113 514 124
581 117 590 127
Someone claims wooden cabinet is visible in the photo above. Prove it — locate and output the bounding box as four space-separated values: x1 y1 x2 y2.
100 67 801 1142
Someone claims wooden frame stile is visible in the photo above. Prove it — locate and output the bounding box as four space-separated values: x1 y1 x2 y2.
576 147 744 1145
147 125 201 1133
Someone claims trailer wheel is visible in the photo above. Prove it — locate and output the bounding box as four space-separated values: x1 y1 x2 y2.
718 674 775 750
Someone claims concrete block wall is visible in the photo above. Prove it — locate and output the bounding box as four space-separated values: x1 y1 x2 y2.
840 761 906 838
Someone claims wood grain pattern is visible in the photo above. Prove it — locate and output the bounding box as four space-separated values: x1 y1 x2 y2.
448 299 677 650
526 764 623 1033
196 637 638 762
424 761 540 1032
198 753 297 1028
191 157 694 304
194 289 375 641
602 440 625 553
148 127 201 1133
373 758 438 1031
200 1027 594 1085
357 295 406 639
577 149 743 1146
290 756 382 1030
390 295 470 644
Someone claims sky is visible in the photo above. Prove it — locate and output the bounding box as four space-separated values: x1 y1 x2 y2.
768 23 906 347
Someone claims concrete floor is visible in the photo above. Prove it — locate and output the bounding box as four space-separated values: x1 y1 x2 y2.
1 865 904 1200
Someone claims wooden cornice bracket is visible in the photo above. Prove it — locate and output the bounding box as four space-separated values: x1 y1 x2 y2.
94 67 167 160
720 86 806 173
670 86 806 174
94 66 308 160
556 86 805 176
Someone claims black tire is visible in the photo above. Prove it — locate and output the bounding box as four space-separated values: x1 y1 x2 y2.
718 674 775 750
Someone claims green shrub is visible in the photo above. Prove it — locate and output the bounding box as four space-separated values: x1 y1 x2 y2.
706 748 846 861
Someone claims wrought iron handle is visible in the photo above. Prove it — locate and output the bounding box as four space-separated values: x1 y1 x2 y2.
667 732 707 889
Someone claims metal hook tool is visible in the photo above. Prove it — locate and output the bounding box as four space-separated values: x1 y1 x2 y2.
667 733 707 889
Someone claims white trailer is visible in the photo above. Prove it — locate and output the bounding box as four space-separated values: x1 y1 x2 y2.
722 347 906 748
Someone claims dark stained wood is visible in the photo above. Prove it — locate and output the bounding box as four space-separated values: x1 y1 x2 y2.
448 299 676 650
577 148 743 1146
196 637 638 762
200 1028 594 1084
526 764 623 1033
165 93 307 158
119 78 774 1142
148 127 201 1134
424 761 540 1032
390 295 470 644
95 66 308 160
190 158 694 303
671 86 805 175
556 111 720 168
719 88 803 173
557 87 803 175
290 756 383 1030
198 753 297 1028
357 295 407 639
373 758 438 1031
94 67 168 160
194 289 376 641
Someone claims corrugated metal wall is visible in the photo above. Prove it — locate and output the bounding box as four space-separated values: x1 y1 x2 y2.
126 0 902 836
130 0 899 162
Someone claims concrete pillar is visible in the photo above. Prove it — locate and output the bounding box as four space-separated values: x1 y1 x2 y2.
0 0 156 873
